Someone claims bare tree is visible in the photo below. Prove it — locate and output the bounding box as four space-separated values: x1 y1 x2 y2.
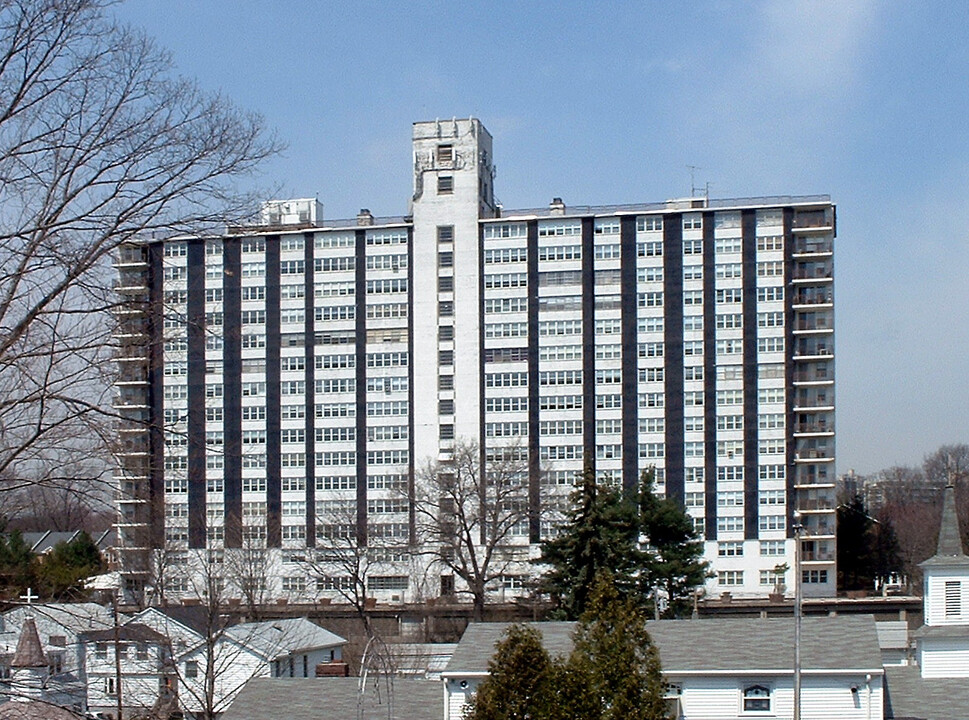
924 444 969 486
413 439 531 621
223 541 271 622
0 0 279 506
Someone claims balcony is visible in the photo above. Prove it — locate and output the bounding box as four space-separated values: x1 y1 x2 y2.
794 473 834 488
792 265 833 282
793 341 833 360
793 314 833 333
801 550 835 562
793 423 834 435
800 522 835 538
792 366 833 383
795 450 834 463
792 237 833 256
797 498 835 512
792 294 833 308
792 207 834 231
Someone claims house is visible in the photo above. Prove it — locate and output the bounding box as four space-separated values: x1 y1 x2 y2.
443 616 885 720
0 615 85 719
0 603 112 678
78 623 175 718
881 483 969 720
221 677 442 720
175 617 345 717
128 606 209 657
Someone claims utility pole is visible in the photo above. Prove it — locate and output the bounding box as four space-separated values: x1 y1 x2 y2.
112 591 124 720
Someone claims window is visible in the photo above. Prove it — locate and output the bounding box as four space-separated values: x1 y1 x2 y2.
803 569 828 584
718 570 744 586
185 661 198 679
437 175 453 194
437 145 453 163
743 685 771 712
718 541 744 557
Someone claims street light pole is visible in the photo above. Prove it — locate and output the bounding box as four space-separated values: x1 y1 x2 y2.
793 514 803 720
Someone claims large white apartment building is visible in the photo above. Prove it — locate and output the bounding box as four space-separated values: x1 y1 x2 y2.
113 118 837 604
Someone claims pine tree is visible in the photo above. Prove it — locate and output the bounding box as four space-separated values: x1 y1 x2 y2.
570 574 670 720
637 470 709 616
537 465 641 618
468 624 553 720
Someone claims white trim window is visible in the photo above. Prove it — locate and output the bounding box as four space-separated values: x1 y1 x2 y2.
742 684 771 712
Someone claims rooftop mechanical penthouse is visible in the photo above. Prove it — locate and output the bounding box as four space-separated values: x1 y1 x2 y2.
114 118 836 604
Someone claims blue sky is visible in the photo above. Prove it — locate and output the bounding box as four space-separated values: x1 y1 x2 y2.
115 1 969 475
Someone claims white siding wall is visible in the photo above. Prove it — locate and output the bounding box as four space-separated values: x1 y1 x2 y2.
668 673 883 720
919 638 969 678
924 567 969 626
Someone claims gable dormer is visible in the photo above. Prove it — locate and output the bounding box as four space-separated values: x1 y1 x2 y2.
920 484 969 626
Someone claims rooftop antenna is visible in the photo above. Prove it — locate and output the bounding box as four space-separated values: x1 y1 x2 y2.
687 165 702 197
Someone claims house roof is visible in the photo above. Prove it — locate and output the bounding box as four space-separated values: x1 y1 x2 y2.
79 623 167 644
444 616 883 675
920 484 969 568
0 700 84 720
445 622 575 675
133 605 211 637
223 618 345 661
885 664 969 719
220 677 442 720
11 618 47 668
2 603 113 635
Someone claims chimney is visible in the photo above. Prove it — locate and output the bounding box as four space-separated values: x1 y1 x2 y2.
357 209 374 226
549 197 566 216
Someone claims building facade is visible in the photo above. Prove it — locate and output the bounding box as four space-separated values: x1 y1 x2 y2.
114 118 837 603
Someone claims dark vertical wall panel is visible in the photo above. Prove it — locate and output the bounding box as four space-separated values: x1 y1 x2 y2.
303 233 316 547
186 238 207 549
741 210 760 540
783 208 797 538
408 227 416 545
265 236 281 548
663 214 684 503
477 224 488 546
581 218 596 471
355 228 368 546
702 213 718 540
620 216 639 495
526 220 541 542
147 243 166 549
223 238 242 548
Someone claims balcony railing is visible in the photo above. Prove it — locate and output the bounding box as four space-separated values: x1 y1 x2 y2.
793 317 833 332
792 267 833 280
792 239 833 254
793 368 832 382
792 293 833 305
801 550 835 562
797 498 835 511
794 423 834 434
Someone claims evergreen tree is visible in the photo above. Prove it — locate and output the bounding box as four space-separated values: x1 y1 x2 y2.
468 624 554 720
468 574 671 720
0 531 35 594
537 465 641 618
36 532 104 599
838 493 903 593
637 470 709 616
570 574 670 720
538 466 707 618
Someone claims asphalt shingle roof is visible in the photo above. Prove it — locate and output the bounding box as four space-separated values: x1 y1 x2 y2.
885 665 969 720
221 677 441 720
921 484 969 568
444 616 883 675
